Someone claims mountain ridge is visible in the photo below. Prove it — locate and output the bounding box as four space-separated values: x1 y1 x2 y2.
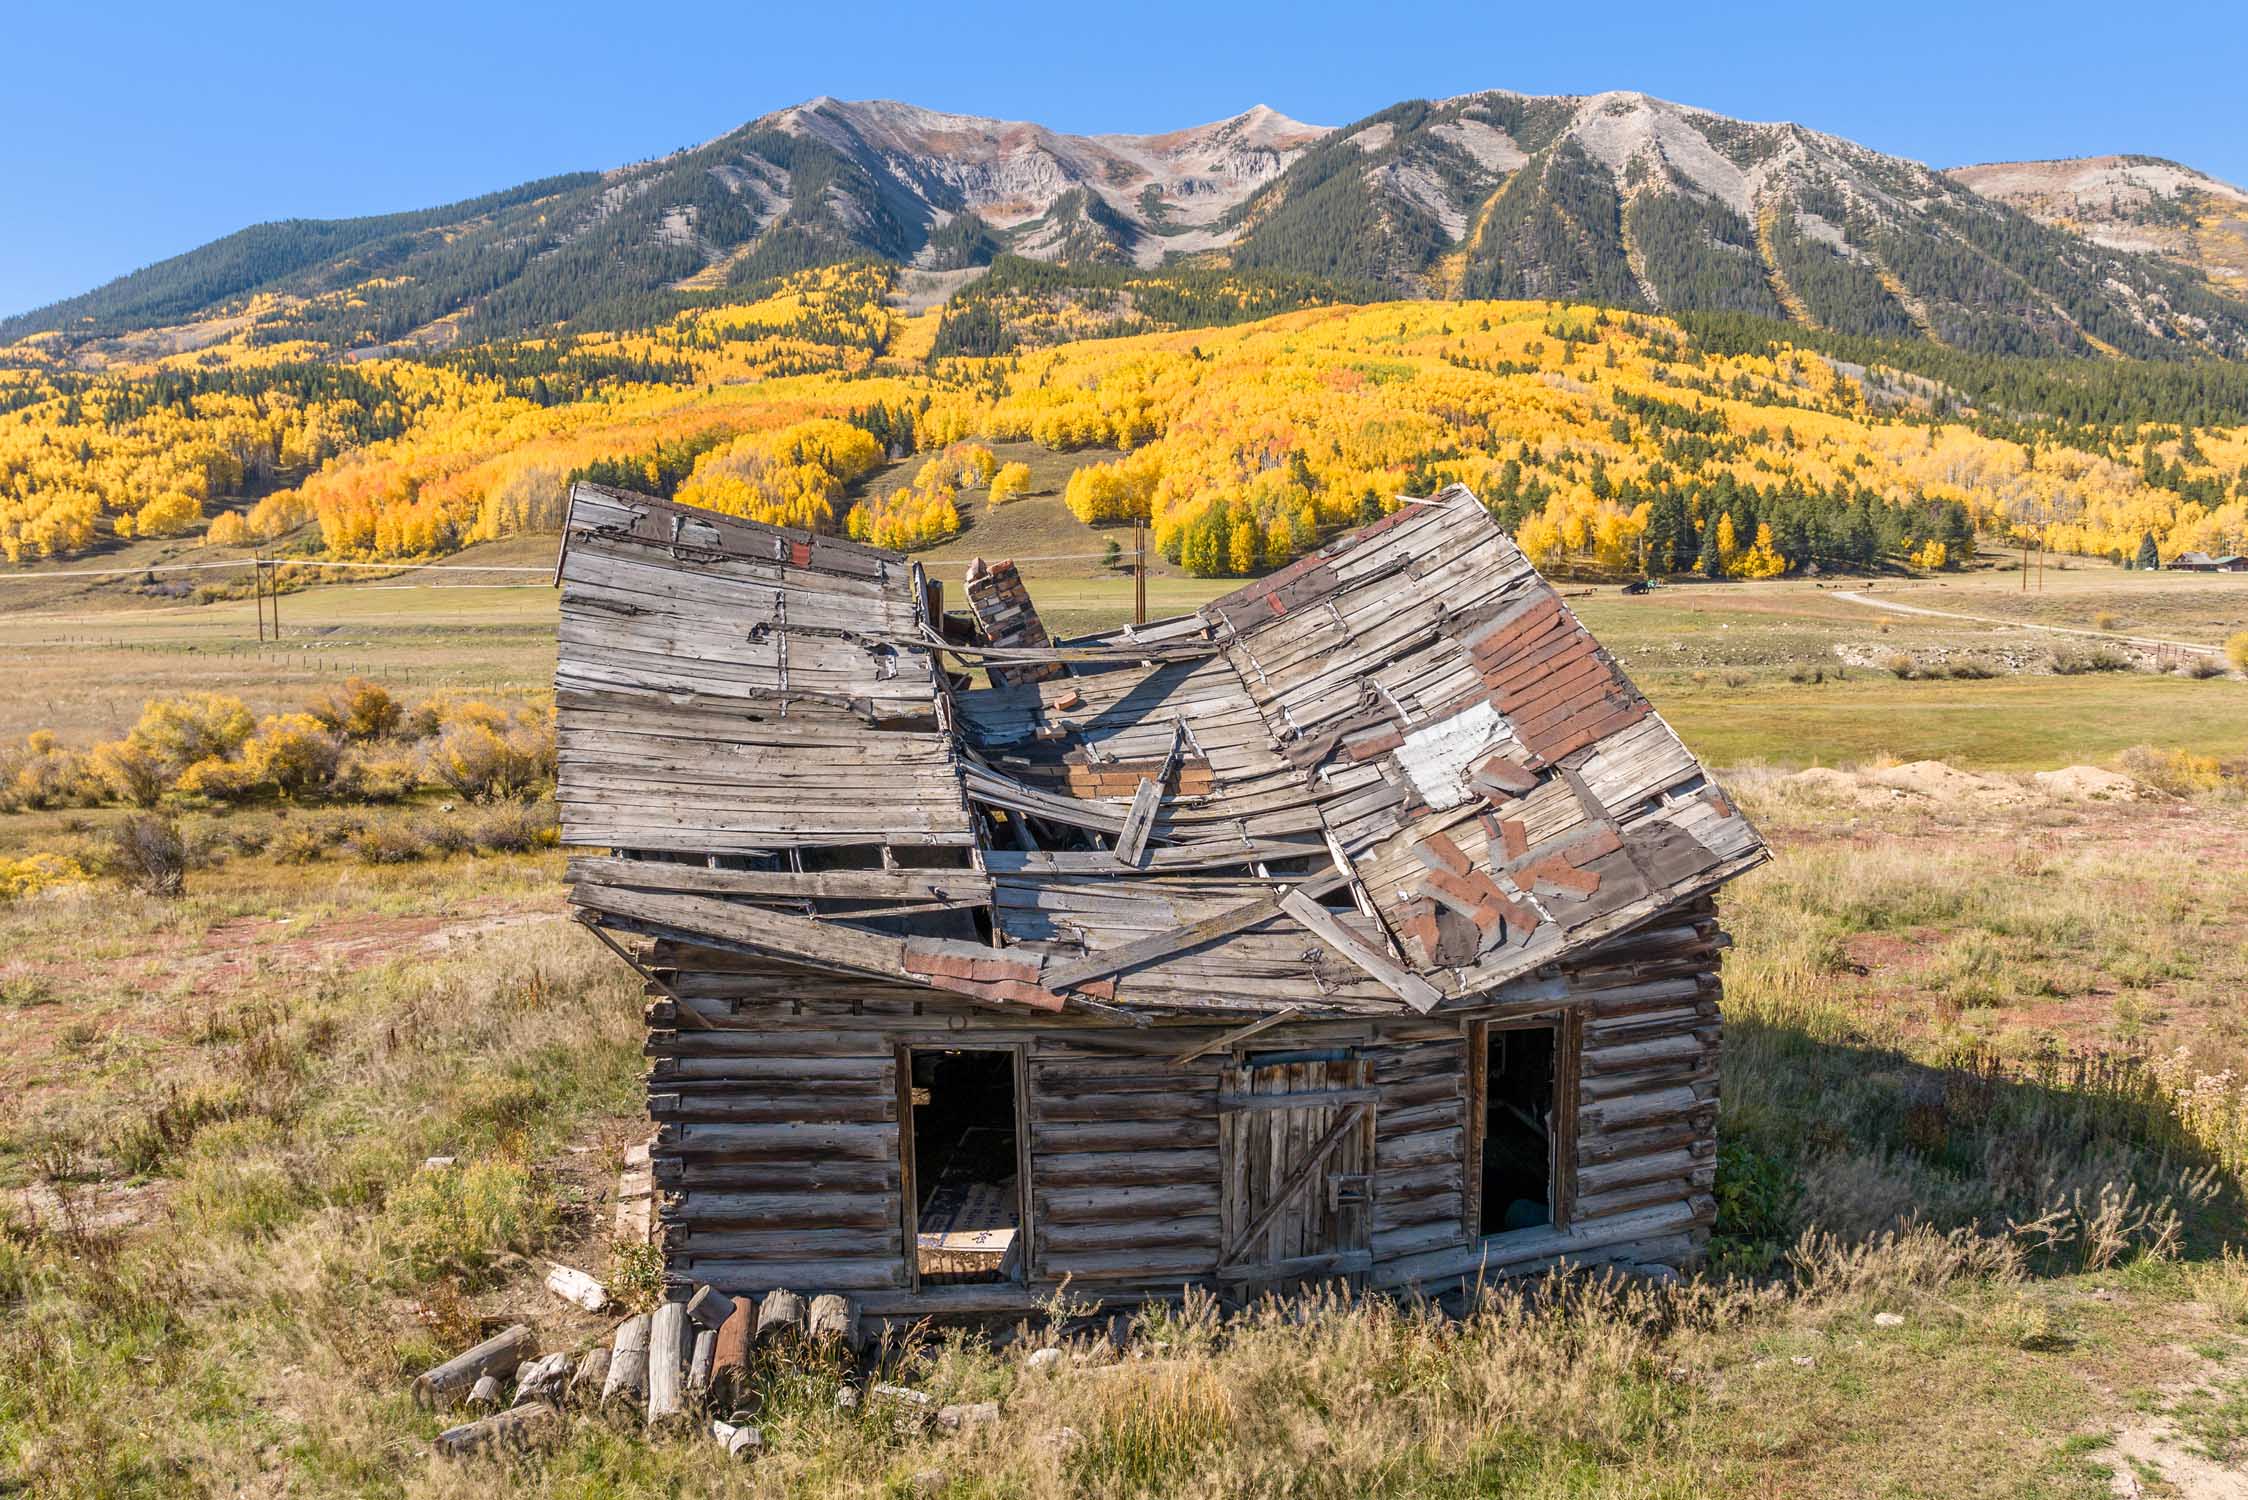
9 92 2248 362
1946 155 2248 290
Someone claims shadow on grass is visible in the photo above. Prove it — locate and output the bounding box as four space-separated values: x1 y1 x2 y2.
1717 1008 2246 1276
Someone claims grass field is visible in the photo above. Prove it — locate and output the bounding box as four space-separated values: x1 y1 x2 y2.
6 511 2248 1495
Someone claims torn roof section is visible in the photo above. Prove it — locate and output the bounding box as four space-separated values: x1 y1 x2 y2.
559 480 1767 1020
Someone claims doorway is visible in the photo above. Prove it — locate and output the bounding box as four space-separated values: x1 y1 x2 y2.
902 1047 1024 1285
1479 1024 1557 1234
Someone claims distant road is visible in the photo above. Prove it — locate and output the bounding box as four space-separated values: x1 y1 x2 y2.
1831 589 2220 658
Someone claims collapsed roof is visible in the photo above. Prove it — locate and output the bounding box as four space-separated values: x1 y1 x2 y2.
558 481 1766 1020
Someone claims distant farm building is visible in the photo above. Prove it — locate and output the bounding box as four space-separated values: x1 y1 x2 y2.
556 481 1766 1316
2170 551 2220 571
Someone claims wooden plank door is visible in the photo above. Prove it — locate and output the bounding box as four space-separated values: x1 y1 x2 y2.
1217 1053 1376 1292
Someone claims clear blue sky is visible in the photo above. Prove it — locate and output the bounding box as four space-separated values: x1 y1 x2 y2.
6 0 2245 318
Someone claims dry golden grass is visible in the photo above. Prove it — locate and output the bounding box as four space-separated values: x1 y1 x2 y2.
2 777 2247 1495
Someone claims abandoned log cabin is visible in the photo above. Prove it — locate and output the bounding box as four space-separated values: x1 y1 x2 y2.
556 479 1768 1315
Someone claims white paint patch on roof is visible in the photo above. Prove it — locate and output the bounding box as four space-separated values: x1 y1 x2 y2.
1394 701 1511 812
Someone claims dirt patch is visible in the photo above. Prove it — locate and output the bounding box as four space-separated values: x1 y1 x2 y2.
2036 766 2159 802
1768 760 2034 808
1867 760 2034 806
14 1177 168 1235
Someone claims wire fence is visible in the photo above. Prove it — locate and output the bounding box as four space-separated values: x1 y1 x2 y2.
0 557 553 582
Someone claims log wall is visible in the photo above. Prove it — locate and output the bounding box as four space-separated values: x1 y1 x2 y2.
641 899 1724 1311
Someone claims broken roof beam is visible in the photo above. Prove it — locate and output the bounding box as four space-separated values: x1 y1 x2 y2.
981 836 1327 876
1275 890 1444 1012
573 883 1069 1013
567 856 991 907
1112 721 1185 868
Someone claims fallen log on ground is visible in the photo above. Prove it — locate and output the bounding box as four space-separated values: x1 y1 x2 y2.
544 1263 609 1314
434 1401 559 1459
602 1314 651 1407
647 1302 690 1425
413 1324 535 1411
710 1296 752 1413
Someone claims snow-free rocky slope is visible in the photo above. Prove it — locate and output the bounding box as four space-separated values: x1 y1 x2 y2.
1948 155 2248 291
11 92 2248 360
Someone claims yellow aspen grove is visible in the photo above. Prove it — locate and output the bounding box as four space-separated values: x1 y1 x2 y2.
5 263 2246 573
986 461 1033 507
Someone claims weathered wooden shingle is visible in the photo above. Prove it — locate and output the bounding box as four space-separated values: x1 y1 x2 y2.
558 480 1765 1021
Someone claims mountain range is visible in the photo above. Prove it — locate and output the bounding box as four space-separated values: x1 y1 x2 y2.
10 91 2248 362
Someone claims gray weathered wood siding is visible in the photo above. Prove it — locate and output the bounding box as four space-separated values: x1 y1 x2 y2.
641 899 1725 1310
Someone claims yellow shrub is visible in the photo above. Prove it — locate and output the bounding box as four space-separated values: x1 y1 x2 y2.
237 713 344 797
0 732 102 811
306 677 402 741
428 719 554 802
2119 745 2224 797
175 756 258 803
90 738 167 807
434 699 512 734
0 850 87 901
130 694 255 773
2227 631 2248 674
339 749 420 803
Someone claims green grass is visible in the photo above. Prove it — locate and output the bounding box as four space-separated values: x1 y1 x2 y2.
1652 672 2248 770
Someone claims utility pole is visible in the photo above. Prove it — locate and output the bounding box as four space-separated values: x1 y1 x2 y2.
1131 516 1147 627
266 559 281 639
254 556 268 642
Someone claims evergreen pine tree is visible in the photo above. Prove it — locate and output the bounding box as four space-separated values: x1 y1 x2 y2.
2135 531 2160 570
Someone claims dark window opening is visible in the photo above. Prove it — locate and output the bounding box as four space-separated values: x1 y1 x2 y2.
1481 1025 1556 1234
907 1048 1022 1285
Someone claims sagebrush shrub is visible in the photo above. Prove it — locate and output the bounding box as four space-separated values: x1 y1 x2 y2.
347 819 430 865
470 801 557 853
103 814 189 897
429 717 554 802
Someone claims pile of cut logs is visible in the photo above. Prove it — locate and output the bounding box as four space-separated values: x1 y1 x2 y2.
413 1282 863 1461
